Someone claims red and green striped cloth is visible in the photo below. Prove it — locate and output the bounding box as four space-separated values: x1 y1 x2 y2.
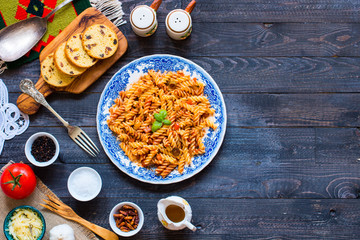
0 0 91 68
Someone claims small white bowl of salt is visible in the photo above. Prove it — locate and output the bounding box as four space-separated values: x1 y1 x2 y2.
67 167 102 201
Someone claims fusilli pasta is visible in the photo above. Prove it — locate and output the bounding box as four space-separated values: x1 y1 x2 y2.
107 70 217 178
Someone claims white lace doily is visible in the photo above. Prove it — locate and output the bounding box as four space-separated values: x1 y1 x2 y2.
0 79 29 155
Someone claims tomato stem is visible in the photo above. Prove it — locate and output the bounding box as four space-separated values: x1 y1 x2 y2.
2 170 22 191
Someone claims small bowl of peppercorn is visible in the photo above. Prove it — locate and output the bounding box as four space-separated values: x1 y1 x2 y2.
25 132 59 167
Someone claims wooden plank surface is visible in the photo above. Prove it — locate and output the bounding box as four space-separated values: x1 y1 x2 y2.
120 23 360 57
46 22 353 57
184 0 360 23
3 127 360 200
2 0 360 239
121 0 360 23
48 198 360 239
5 57 360 94
16 162 360 199
8 92 360 127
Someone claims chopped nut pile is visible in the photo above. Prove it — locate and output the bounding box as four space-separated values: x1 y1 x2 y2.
113 205 139 232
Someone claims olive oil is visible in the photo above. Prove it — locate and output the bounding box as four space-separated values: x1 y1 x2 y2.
165 205 185 223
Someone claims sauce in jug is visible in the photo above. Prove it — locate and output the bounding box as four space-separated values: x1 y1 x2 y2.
165 205 185 223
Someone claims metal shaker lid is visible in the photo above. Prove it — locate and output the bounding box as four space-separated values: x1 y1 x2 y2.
131 6 155 29
167 10 191 33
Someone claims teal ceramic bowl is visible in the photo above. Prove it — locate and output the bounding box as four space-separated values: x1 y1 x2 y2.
3 205 46 240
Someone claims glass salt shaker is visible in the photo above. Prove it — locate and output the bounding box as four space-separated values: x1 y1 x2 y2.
130 0 162 37
165 0 196 40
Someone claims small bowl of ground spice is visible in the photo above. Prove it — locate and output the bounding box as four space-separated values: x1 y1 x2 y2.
25 132 59 167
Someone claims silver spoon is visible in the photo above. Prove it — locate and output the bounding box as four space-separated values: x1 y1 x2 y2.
0 0 73 62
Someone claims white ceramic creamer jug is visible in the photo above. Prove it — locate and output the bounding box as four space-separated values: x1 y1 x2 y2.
157 196 196 231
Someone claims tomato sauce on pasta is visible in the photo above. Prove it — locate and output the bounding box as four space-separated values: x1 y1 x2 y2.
107 70 217 178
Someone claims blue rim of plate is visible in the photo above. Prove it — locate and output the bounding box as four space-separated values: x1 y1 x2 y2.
97 54 227 184
3 205 46 240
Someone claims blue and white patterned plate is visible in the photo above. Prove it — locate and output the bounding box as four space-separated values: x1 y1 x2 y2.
97 54 227 184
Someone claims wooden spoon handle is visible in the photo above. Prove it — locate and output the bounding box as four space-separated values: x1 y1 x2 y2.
17 78 54 115
150 0 162 11
184 0 196 13
75 217 119 240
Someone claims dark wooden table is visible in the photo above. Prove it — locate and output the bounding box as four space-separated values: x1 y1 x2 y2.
2 0 360 239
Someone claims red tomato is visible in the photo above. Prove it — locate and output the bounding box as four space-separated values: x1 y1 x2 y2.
1 163 36 199
173 123 180 130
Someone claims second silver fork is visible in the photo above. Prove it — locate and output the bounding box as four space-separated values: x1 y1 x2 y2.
20 79 100 157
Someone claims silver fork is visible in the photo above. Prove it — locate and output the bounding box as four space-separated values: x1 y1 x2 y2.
20 79 100 156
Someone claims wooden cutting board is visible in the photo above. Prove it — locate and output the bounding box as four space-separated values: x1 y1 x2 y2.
17 7 128 115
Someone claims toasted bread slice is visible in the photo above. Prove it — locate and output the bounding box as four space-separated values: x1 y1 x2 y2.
82 24 118 59
54 42 87 76
41 53 75 87
65 33 98 68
